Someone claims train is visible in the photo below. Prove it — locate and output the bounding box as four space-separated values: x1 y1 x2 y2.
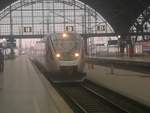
31 32 86 83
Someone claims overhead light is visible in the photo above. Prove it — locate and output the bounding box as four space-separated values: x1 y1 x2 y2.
118 35 121 38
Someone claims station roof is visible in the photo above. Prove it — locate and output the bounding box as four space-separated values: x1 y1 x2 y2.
81 0 150 34
0 0 150 34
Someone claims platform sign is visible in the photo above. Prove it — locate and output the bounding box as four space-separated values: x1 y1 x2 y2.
6 39 16 48
7 42 16 48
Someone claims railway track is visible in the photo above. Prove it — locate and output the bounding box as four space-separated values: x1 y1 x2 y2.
32 60 150 113
54 80 150 113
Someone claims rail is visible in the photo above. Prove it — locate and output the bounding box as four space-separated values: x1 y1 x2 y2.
54 80 150 113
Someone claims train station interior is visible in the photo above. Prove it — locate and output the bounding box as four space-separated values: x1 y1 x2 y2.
0 0 150 113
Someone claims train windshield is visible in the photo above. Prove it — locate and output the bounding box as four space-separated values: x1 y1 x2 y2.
50 33 82 60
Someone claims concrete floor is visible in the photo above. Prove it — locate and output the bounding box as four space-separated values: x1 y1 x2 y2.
85 63 150 107
0 56 73 113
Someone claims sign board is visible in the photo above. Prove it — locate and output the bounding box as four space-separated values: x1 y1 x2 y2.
7 42 16 48
108 40 118 45
97 25 106 31
6 39 16 48
66 26 74 32
24 27 32 33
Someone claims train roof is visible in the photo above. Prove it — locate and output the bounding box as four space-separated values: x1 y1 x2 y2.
47 32 82 39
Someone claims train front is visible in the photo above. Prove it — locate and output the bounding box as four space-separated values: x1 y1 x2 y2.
52 33 84 74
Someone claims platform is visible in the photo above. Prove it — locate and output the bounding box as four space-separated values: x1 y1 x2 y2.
87 56 150 63
86 56 150 74
84 63 150 107
0 56 74 113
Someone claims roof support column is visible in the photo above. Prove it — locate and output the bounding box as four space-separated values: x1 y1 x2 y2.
119 34 135 57
9 5 15 58
119 34 126 57
83 35 88 56
127 35 135 57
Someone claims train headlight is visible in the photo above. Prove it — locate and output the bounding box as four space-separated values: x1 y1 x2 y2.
62 33 68 38
56 53 61 58
74 53 79 57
